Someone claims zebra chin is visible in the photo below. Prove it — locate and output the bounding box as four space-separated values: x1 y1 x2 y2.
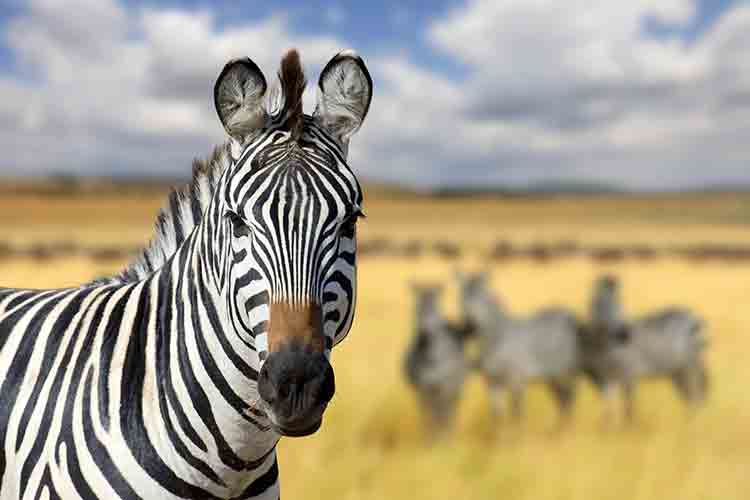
270 413 325 438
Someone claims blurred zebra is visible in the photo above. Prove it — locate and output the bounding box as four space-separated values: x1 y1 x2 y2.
404 284 471 438
583 274 709 423
457 271 579 424
0 49 373 499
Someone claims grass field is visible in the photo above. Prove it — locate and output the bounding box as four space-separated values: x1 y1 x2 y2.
0 188 748 499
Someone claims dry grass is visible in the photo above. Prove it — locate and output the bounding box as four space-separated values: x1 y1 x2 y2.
0 190 748 499
277 257 750 500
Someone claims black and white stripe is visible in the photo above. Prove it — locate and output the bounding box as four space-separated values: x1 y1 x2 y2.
0 48 372 499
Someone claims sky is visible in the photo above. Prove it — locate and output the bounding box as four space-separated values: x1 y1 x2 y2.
0 0 749 190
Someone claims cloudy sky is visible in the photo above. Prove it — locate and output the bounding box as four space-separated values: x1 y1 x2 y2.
0 0 748 190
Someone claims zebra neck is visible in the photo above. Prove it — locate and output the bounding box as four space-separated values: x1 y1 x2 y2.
141 228 280 489
418 310 445 331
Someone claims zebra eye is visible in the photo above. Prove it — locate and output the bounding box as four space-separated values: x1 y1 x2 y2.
340 209 365 236
226 211 252 239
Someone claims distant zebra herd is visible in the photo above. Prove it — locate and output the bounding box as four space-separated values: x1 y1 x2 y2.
404 272 709 436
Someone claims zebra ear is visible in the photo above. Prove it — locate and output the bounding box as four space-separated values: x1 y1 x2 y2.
214 57 268 141
314 50 373 142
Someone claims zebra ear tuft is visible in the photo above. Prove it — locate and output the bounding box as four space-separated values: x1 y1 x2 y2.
214 57 268 141
314 50 373 142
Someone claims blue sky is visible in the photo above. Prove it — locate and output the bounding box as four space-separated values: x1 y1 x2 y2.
0 0 749 190
643 0 736 40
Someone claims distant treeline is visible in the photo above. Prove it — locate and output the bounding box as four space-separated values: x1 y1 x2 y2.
0 176 179 198
3 239 750 264
362 238 750 262
0 242 138 262
3 177 750 199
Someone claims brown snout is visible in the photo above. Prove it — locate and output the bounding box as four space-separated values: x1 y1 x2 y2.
267 302 325 353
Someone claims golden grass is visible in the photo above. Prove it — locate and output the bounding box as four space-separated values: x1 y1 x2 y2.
275 257 750 500
0 191 748 499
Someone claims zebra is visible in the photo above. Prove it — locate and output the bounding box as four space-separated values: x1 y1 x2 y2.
0 48 372 499
583 274 709 423
456 271 579 425
403 283 470 439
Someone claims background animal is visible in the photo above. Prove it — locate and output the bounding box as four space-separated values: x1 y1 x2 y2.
456 271 580 425
404 283 470 439
583 274 709 423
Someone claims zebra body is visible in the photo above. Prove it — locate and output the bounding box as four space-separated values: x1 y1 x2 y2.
457 272 578 422
584 275 708 422
478 308 580 384
403 284 468 437
0 49 373 498
600 308 707 378
0 278 278 499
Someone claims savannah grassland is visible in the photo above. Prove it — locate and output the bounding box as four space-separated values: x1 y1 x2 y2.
1 188 749 500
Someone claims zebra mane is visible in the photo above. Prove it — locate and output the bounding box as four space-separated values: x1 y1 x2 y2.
101 144 231 285
273 49 307 140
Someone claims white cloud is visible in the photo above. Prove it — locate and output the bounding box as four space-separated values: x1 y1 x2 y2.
1 0 750 189
405 0 750 188
0 0 345 176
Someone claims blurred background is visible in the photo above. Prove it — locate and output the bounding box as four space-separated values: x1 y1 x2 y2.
1 0 749 498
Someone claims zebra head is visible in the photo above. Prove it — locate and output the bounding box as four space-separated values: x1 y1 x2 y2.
456 270 504 331
213 49 372 437
590 273 624 332
411 282 444 323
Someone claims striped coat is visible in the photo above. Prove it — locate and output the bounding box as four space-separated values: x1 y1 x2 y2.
457 271 579 422
583 275 709 422
0 48 373 499
404 284 469 436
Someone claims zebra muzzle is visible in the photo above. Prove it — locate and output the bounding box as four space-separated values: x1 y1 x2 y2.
257 348 335 437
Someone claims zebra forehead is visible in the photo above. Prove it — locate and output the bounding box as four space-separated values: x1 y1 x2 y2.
238 167 356 213
235 145 353 187
260 191 345 219
237 189 346 228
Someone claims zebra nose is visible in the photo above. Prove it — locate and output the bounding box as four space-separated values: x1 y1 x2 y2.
257 350 335 436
